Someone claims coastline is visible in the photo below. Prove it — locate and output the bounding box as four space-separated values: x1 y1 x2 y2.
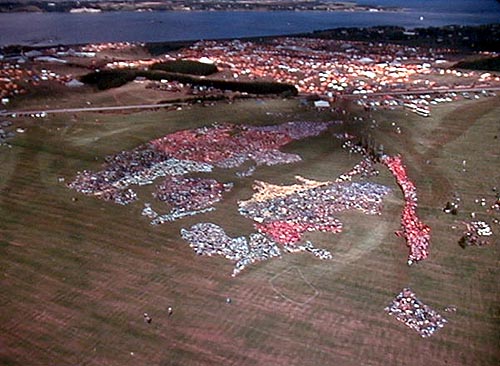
2 23 499 52
0 1 400 14
0 4 499 48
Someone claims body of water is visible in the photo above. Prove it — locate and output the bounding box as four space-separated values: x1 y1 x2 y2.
0 0 499 46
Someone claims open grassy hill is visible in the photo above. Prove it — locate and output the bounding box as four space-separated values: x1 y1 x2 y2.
0 97 498 366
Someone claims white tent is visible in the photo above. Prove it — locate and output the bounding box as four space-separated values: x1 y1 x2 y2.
314 100 330 108
65 79 84 87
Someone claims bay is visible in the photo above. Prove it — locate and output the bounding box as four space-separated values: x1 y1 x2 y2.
0 0 499 46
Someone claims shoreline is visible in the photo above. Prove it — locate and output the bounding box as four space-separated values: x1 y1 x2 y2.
0 1 400 14
1 8 498 47
2 23 499 52
0 8 402 14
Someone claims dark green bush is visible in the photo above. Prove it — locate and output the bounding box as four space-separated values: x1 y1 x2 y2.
80 70 136 90
145 41 195 56
453 56 500 72
151 60 218 76
80 69 298 96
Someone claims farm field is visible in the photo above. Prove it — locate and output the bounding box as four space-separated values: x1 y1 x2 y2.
0 96 498 366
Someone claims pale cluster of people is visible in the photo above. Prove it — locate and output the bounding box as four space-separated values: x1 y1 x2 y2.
80 42 139 53
0 120 15 146
143 203 215 224
385 288 447 338
145 80 184 93
459 221 492 248
283 240 333 260
336 157 379 182
181 222 282 277
180 222 336 276
337 140 381 182
235 165 256 178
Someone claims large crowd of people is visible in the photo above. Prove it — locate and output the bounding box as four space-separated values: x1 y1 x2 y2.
150 121 333 167
68 146 213 204
338 138 431 265
154 176 233 212
140 176 234 223
180 222 336 276
385 288 448 338
181 222 282 277
239 177 391 245
69 121 335 219
68 118 435 280
173 172 389 274
176 171 393 275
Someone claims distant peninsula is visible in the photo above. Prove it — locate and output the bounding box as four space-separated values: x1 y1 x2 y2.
0 0 399 13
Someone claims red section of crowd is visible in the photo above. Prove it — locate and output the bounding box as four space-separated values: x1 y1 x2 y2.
255 220 343 245
382 155 431 264
150 123 292 164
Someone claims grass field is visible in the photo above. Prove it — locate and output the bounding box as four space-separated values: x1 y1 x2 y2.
0 96 498 366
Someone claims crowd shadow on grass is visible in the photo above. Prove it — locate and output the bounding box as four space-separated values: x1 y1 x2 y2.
269 266 320 306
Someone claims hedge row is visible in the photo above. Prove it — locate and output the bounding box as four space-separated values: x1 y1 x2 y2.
80 69 297 95
80 70 136 90
453 56 500 72
144 41 195 56
151 60 218 76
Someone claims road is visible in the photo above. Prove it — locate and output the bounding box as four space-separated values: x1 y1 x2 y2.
1 86 499 117
341 86 500 99
0 102 182 117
